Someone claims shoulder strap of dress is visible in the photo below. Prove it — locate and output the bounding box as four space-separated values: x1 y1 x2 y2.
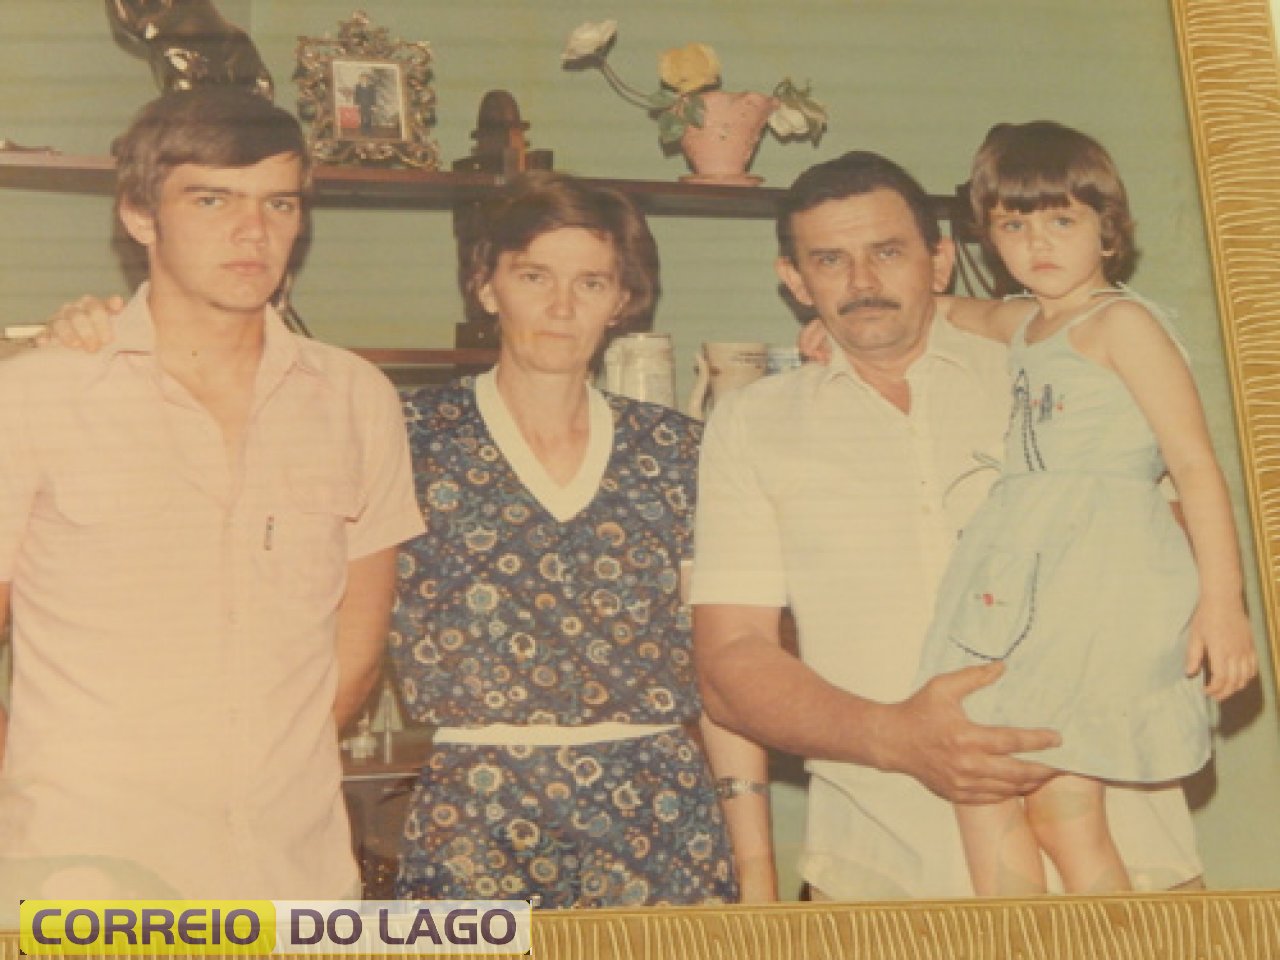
1001 292 1040 343
1068 285 1190 360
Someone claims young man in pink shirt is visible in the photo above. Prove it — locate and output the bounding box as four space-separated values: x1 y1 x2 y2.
0 88 424 903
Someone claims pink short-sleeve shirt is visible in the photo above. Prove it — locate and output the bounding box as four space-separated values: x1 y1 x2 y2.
0 287 424 899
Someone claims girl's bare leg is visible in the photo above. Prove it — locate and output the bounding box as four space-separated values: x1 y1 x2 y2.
955 799 1046 896
1026 773 1130 893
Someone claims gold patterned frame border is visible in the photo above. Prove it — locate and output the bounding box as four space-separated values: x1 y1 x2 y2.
1 894 1277 959
1175 0 1280 670
2 1 1279 958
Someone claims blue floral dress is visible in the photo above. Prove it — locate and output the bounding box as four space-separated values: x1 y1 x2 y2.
389 378 737 907
915 290 1211 782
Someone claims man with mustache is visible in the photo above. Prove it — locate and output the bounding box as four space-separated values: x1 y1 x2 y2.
691 151 1202 899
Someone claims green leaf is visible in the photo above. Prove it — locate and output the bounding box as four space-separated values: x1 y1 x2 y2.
686 94 706 128
657 110 685 144
647 90 677 110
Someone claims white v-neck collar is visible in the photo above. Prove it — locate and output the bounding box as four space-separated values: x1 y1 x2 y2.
474 367 614 523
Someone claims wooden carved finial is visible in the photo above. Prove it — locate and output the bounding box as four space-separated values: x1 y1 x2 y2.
453 90 553 176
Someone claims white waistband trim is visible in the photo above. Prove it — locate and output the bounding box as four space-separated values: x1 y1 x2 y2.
432 722 681 746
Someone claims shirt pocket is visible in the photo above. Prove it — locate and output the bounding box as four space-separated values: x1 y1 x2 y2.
271 468 360 602
54 468 175 525
45 464 179 580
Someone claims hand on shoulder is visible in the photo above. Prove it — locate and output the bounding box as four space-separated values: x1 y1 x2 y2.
35 294 125 353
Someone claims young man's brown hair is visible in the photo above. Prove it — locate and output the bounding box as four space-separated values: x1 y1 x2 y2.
114 86 311 217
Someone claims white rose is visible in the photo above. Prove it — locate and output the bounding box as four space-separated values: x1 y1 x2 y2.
561 19 618 62
768 103 808 138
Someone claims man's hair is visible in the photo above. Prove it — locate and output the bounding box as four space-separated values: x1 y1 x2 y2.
114 86 310 216
459 171 660 327
968 120 1136 283
776 151 942 261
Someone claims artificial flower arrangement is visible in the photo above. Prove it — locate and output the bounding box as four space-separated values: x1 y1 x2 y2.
561 20 826 146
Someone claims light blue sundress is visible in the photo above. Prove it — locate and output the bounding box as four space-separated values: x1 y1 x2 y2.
915 289 1211 782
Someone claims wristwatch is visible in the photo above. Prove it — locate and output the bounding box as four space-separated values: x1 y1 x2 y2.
715 777 769 800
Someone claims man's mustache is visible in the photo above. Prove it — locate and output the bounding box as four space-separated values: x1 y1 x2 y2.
838 296 900 315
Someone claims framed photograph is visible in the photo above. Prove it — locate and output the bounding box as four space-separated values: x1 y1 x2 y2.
331 59 406 143
295 12 439 168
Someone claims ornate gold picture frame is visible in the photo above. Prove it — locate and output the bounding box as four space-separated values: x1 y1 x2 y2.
294 11 440 169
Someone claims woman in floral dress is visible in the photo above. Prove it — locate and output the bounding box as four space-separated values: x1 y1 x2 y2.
390 173 773 907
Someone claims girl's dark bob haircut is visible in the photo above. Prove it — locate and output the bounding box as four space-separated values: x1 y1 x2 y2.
969 120 1136 283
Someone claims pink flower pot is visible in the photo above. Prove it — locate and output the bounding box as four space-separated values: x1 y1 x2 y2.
679 90 777 185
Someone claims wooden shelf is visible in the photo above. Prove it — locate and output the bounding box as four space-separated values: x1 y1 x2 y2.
0 152 964 221
2 150 982 355
0 152 115 195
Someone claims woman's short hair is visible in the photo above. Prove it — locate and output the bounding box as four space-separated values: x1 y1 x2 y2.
968 120 1137 283
459 172 660 328
114 87 310 216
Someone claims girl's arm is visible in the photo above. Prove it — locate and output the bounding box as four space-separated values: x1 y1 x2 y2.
1098 301 1258 701
937 294 1027 344
698 712 777 903
795 294 1026 361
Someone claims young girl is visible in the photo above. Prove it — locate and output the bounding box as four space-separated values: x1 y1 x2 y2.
916 121 1258 895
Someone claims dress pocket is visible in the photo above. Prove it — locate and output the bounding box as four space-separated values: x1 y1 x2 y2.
947 549 1040 661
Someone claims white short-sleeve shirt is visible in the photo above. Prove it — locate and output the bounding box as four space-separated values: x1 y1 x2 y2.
692 311 1202 898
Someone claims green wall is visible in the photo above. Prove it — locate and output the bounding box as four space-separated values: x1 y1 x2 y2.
2 0 1277 894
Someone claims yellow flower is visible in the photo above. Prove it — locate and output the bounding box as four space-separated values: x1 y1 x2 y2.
658 43 721 95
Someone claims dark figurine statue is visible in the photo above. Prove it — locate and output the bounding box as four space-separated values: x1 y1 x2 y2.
452 90 553 176
106 0 274 100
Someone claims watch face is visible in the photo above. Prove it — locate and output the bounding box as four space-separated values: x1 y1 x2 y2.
716 778 767 799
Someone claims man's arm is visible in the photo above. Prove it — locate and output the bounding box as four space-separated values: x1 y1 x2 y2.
680 559 776 902
0 582 9 769
699 707 777 903
332 547 398 732
694 603 1061 804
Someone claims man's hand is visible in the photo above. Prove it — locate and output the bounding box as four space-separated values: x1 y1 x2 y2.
35 294 125 352
875 662 1062 804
